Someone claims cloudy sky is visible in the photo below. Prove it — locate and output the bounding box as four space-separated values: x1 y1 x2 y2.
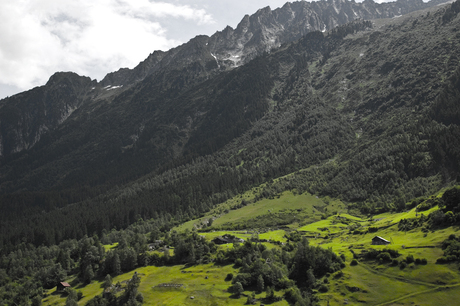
0 0 295 99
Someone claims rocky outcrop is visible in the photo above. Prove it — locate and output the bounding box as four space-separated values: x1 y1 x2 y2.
100 0 449 87
0 72 94 156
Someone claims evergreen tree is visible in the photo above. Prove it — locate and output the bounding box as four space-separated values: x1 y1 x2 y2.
103 274 112 289
257 274 265 293
233 282 244 298
112 254 121 276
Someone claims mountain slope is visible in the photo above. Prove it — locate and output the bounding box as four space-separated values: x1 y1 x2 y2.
1 0 460 247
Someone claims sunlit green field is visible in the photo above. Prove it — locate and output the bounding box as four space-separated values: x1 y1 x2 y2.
43 190 460 306
42 264 288 306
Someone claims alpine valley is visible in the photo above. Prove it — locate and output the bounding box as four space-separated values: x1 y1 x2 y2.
1 0 460 305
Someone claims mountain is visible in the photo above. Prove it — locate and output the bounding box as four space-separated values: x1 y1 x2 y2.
0 0 448 160
1 0 460 247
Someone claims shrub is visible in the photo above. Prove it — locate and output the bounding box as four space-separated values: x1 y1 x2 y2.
284 287 304 305
318 284 329 293
391 259 399 266
225 273 233 281
399 262 407 269
437 257 447 264
350 259 358 266
232 273 251 286
368 227 378 233
377 252 392 262
406 255 415 264
277 276 295 289
421 258 428 265
232 282 244 298
334 271 344 278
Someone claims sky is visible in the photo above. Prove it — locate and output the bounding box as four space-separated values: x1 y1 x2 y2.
0 0 293 99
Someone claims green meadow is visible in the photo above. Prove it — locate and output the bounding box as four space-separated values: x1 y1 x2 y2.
43 190 460 305
43 264 288 305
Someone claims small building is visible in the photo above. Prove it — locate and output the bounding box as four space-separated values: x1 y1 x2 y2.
213 237 231 245
56 282 71 292
148 240 164 250
371 236 390 245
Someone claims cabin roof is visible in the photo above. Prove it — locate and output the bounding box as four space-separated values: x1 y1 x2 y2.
372 236 390 243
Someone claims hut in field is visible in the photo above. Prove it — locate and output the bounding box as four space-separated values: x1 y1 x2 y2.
56 282 71 292
371 236 390 245
212 237 231 245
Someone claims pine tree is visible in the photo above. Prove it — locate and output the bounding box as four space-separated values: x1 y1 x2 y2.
233 282 244 298
257 274 264 293
103 274 112 289
112 254 121 275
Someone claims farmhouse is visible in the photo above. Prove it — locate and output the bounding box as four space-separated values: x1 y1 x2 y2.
56 282 71 292
371 236 390 245
212 237 231 244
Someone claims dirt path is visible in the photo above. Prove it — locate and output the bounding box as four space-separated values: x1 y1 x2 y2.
359 262 438 287
359 262 460 306
374 283 460 306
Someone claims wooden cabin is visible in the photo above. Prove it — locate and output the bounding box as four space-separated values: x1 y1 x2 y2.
56 282 71 292
371 236 390 245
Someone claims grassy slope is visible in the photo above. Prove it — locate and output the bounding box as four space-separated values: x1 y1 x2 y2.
43 264 288 306
43 190 460 305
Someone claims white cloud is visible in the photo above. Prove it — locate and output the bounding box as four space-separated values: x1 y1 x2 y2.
0 0 215 94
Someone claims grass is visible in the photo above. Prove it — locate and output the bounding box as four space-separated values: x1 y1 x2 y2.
259 230 287 242
211 191 325 227
42 264 289 306
44 189 460 306
103 242 119 251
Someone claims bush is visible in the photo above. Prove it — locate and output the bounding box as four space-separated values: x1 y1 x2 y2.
399 262 407 269
377 252 392 262
232 273 251 286
437 257 447 264
318 284 329 293
225 273 233 281
368 227 378 233
406 255 415 264
350 259 358 266
232 282 244 298
284 287 304 305
391 259 399 266
421 258 428 265
277 276 295 289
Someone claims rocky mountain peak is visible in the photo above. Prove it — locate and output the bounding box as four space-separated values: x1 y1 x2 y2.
0 0 451 159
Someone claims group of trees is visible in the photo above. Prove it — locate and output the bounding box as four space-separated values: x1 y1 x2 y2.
0 215 346 306
437 234 460 264
222 238 344 305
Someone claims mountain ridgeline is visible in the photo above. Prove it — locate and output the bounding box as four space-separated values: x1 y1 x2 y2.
1 0 460 247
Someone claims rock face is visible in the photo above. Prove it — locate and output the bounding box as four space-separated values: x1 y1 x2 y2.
0 72 95 156
100 0 447 86
0 0 449 159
